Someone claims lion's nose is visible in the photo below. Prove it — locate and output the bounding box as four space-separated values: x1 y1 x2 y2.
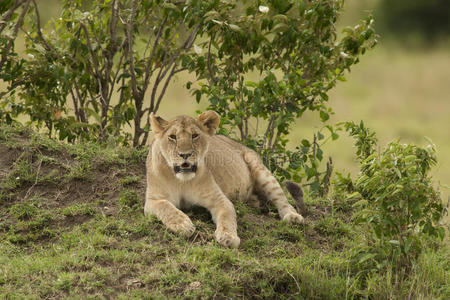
179 153 192 159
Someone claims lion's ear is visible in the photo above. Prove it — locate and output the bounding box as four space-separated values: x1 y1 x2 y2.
196 110 220 136
150 113 169 134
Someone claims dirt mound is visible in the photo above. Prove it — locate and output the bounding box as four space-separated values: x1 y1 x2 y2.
0 125 147 243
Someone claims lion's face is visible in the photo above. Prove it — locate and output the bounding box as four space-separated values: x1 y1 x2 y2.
150 111 220 181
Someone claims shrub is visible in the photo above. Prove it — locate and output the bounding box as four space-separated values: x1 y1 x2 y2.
341 122 446 268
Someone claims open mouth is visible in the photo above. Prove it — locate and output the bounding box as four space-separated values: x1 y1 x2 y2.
174 163 197 173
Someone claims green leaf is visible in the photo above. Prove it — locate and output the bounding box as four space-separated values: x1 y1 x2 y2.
301 139 311 147
272 23 289 34
273 14 288 22
228 24 242 33
204 10 219 20
162 3 178 10
320 111 329 122
317 131 324 140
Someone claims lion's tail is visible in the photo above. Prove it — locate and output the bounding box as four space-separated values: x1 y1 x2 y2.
285 181 308 216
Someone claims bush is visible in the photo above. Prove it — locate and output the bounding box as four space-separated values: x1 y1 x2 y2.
341 122 447 269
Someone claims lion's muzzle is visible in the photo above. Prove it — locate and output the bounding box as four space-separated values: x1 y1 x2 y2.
174 162 197 174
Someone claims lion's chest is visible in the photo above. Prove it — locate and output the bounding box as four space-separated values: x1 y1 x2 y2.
161 183 205 209
167 191 195 210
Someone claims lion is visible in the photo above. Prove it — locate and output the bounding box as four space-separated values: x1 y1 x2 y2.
144 110 305 248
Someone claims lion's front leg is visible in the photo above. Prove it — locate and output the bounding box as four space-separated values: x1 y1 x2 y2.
144 198 195 237
211 199 240 248
200 190 240 248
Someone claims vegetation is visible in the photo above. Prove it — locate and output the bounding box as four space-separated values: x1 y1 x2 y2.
0 124 448 298
1 0 377 194
337 121 447 270
1 0 204 146
1 0 448 298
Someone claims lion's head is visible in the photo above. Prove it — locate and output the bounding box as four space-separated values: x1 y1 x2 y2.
150 110 220 181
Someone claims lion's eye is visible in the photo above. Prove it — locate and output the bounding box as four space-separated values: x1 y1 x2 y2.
169 134 176 141
192 133 199 139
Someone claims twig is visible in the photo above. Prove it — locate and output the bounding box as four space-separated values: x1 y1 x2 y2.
312 134 320 187
267 117 277 151
142 17 168 98
154 64 178 112
0 0 28 33
23 159 42 201
0 0 32 70
207 36 217 84
126 0 140 101
262 115 275 150
31 0 59 55
321 157 333 197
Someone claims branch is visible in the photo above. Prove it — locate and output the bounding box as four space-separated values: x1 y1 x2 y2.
70 89 80 122
150 23 200 109
262 115 276 150
207 36 217 84
154 63 177 112
270 129 282 153
0 0 31 70
73 81 88 123
267 118 276 151
142 16 168 99
312 134 320 185
0 0 28 33
103 0 120 83
31 0 59 55
173 67 187 74
80 23 100 76
140 114 151 147
80 23 107 109
126 0 140 101
107 39 127 102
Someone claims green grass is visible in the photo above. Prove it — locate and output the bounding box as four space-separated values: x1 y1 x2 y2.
0 124 448 299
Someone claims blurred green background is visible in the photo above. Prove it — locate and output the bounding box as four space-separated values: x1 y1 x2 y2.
12 0 450 204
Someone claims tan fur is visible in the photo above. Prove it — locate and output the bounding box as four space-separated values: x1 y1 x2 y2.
144 111 304 248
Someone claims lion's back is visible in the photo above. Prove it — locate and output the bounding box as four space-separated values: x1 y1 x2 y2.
205 135 254 201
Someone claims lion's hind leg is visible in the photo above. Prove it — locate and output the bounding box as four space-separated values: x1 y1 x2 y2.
243 151 305 224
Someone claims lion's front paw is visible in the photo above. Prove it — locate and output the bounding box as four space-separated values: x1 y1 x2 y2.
166 215 196 237
215 229 240 248
282 212 305 224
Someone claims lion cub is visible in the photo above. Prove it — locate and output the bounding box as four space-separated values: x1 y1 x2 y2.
144 111 304 248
